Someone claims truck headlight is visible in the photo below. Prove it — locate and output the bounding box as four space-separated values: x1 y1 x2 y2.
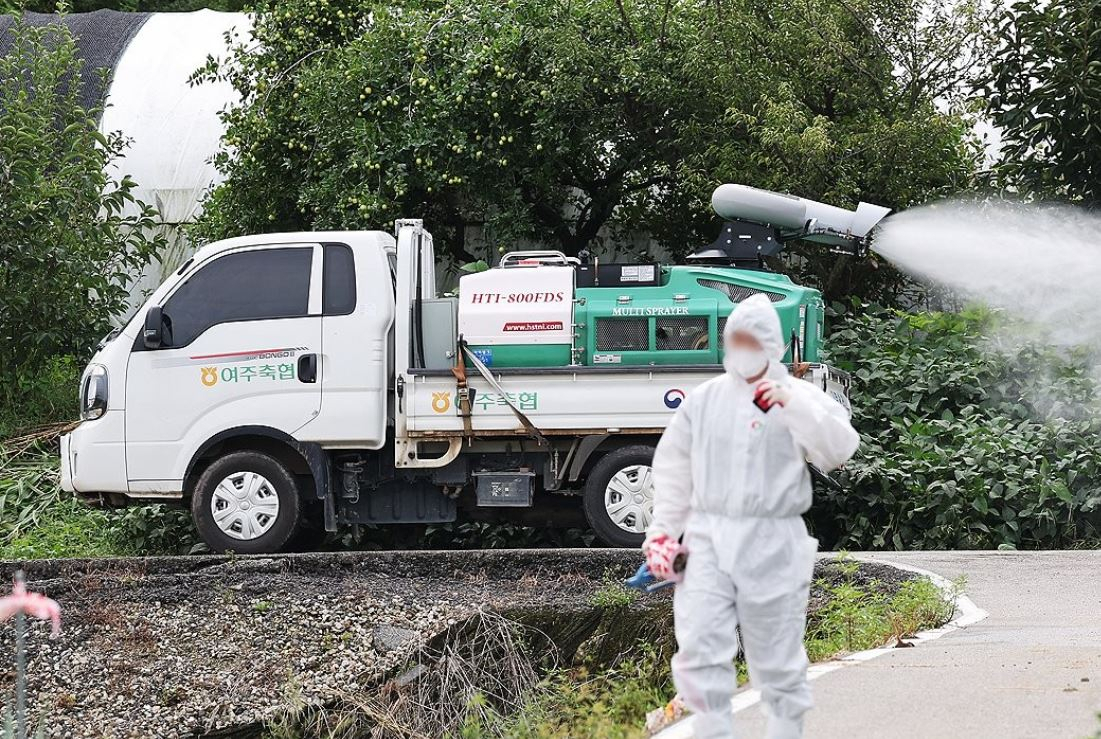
80 364 108 421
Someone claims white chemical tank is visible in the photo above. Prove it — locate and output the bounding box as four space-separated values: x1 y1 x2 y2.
458 260 574 367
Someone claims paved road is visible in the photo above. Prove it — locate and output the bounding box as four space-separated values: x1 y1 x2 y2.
733 551 1101 739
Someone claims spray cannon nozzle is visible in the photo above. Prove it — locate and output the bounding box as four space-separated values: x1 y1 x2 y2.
691 184 891 268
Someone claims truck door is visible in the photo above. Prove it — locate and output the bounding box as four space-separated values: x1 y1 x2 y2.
124 244 323 488
294 240 394 448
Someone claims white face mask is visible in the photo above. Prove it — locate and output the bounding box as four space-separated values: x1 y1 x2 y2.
724 347 769 379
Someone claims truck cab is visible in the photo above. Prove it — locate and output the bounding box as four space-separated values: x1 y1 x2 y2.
62 184 879 553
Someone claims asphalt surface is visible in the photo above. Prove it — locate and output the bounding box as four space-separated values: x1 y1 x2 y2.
734 551 1101 739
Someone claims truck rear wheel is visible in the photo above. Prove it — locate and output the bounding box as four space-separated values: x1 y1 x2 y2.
191 451 302 554
583 445 656 548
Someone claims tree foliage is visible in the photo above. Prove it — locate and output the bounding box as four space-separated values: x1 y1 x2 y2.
0 19 162 416
14 0 247 11
813 306 1101 550
984 0 1101 205
196 0 983 300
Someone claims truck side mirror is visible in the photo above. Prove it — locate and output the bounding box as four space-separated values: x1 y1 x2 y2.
143 306 164 349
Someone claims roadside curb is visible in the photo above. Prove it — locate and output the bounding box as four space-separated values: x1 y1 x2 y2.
653 556 988 737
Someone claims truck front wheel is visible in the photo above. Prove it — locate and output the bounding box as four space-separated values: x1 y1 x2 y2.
191 451 302 554
583 445 657 548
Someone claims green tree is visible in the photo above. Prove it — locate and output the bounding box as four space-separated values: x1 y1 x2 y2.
984 0 1101 205
0 19 162 427
720 0 993 301
197 0 983 300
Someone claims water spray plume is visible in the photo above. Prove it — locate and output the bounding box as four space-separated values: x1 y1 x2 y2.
872 200 1101 350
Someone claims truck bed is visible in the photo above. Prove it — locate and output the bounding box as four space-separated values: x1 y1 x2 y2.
404 363 850 437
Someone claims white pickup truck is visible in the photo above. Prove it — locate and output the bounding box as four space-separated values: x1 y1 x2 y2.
62 185 875 553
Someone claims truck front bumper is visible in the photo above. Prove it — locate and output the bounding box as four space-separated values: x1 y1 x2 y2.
59 410 129 496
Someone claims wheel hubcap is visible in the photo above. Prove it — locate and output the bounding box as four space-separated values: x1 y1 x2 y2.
210 471 280 541
604 464 655 534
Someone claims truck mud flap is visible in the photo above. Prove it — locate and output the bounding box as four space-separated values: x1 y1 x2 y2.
338 480 457 525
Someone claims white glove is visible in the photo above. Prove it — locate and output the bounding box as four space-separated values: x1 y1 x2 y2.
754 378 792 411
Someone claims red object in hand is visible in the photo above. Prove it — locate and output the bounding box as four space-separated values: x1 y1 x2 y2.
645 534 687 582
754 382 775 412
753 379 790 412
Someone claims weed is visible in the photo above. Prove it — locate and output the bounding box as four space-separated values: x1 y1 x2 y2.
807 558 958 660
252 599 274 614
157 686 185 707
462 645 672 739
885 577 960 644
514 569 957 735
589 574 638 609
833 550 860 581
265 610 544 739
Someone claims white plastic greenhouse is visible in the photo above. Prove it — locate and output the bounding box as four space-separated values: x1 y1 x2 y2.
0 9 252 306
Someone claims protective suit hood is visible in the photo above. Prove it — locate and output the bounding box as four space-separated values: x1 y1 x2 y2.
723 293 785 360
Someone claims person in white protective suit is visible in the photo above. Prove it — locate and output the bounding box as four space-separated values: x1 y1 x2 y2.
644 293 859 739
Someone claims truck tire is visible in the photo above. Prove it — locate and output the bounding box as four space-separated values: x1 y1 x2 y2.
583 445 657 548
191 451 302 554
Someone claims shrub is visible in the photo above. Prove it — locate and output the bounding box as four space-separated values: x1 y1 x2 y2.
0 18 163 430
814 306 1101 550
0 356 81 438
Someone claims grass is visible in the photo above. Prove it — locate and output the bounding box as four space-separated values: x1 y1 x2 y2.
806 553 962 661
459 647 672 739
1 495 135 559
589 573 640 609
458 554 958 738
0 442 124 559
0 437 198 560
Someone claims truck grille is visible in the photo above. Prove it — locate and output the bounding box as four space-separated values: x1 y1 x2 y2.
698 279 785 303
596 317 648 351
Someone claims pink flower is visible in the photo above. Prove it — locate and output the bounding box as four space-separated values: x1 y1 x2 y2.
0 578 61 637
